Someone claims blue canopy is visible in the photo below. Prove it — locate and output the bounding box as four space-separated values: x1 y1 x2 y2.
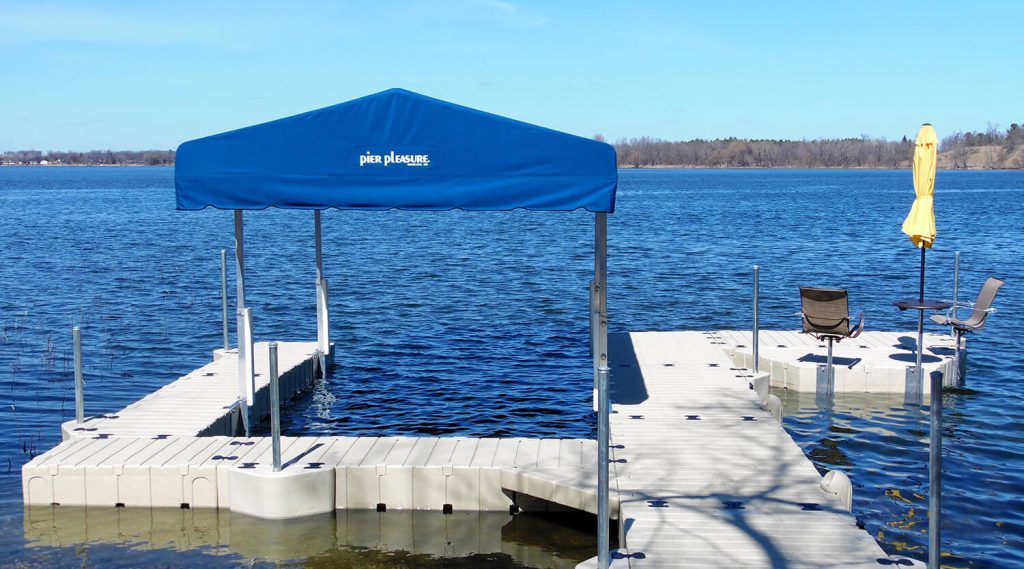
175 89 617 212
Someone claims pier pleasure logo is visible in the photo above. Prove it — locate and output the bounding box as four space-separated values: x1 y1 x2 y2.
359 150 431 168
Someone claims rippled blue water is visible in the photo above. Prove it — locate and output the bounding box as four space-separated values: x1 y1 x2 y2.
0 166 1021 567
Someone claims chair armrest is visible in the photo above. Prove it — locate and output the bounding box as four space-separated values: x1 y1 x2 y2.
849 311 865 338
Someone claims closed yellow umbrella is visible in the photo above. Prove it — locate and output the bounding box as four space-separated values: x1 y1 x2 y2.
902 124 938 253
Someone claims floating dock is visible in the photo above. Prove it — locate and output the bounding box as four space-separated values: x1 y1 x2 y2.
24 332 928 567
722 329 959 394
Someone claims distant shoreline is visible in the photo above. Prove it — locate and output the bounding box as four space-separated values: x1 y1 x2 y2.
3 164 1021 171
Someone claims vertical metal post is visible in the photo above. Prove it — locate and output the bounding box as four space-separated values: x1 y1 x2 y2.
596 212 608 345
314 210 323 283
952 251 960 325
73 326 84 424
237 308 252 436
234 210 246 309
593 213 608 412
221 249 229 351
591 304 601 412
951 251 962 384
597 364 610 569
317 278 330 373
753 265 760 373
269 342 282 472
314 210 330 369
916 310 925 378
929 370 942 569
234 211 250 436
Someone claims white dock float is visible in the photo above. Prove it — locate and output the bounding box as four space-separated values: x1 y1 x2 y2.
601 331 920 568
22 435 604 517
719 330 958 394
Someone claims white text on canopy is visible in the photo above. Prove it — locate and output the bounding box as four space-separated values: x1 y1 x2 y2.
359 150 431 168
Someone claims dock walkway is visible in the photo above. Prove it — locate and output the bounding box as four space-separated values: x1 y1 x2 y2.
606 331 908 568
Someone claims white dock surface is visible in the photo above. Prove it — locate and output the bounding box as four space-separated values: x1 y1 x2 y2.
63 342 322 440
608 331 899 568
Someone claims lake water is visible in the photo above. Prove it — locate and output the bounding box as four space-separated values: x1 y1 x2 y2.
0 166 1021 567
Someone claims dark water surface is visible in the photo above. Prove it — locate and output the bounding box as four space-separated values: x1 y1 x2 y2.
0 167 1022 567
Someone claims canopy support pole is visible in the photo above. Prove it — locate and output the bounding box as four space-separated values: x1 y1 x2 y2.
314 210 329 373
314 210 323 283
593 212 610 569
597 364 611 569
592 213 608 410
234 210 252 436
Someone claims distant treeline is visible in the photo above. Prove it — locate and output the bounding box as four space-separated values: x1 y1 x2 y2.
4 123 1023 168
940 123 1024 168
607 123 1024 169
1 149 175 166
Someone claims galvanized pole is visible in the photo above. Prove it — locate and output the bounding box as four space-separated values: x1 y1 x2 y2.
753 265 760 374
220 249 229 351
951 250 962 384
73 326 84 423
234 210 246 309
593 213 608 411
597 364 610 569
314 210 323 283
314 210 330 368
591 304 601 412
952 251 960 323
596 212 608 350
269 342 282 472
234 211 250 436
929 370 942 569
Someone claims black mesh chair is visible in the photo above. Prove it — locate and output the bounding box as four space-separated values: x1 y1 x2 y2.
799 287 864 395
931 276 1004 382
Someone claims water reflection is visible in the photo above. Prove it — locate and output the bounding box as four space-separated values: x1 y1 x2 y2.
24 506 598 568
773 387 1018 568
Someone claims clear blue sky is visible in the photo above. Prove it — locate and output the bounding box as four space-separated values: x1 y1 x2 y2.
3 1 1022 151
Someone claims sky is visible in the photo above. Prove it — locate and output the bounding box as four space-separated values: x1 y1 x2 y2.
2 0 1022 151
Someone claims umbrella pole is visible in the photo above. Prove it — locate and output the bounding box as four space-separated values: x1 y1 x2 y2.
919 246 926 302
916 246 925 375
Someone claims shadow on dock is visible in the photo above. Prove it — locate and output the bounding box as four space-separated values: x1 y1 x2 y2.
608 333 648 405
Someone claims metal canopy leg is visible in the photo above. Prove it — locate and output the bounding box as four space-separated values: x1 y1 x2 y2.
314 210 329 373
597 364 611 569
593 211 610 569
234 210 252 436
593 213 608 411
